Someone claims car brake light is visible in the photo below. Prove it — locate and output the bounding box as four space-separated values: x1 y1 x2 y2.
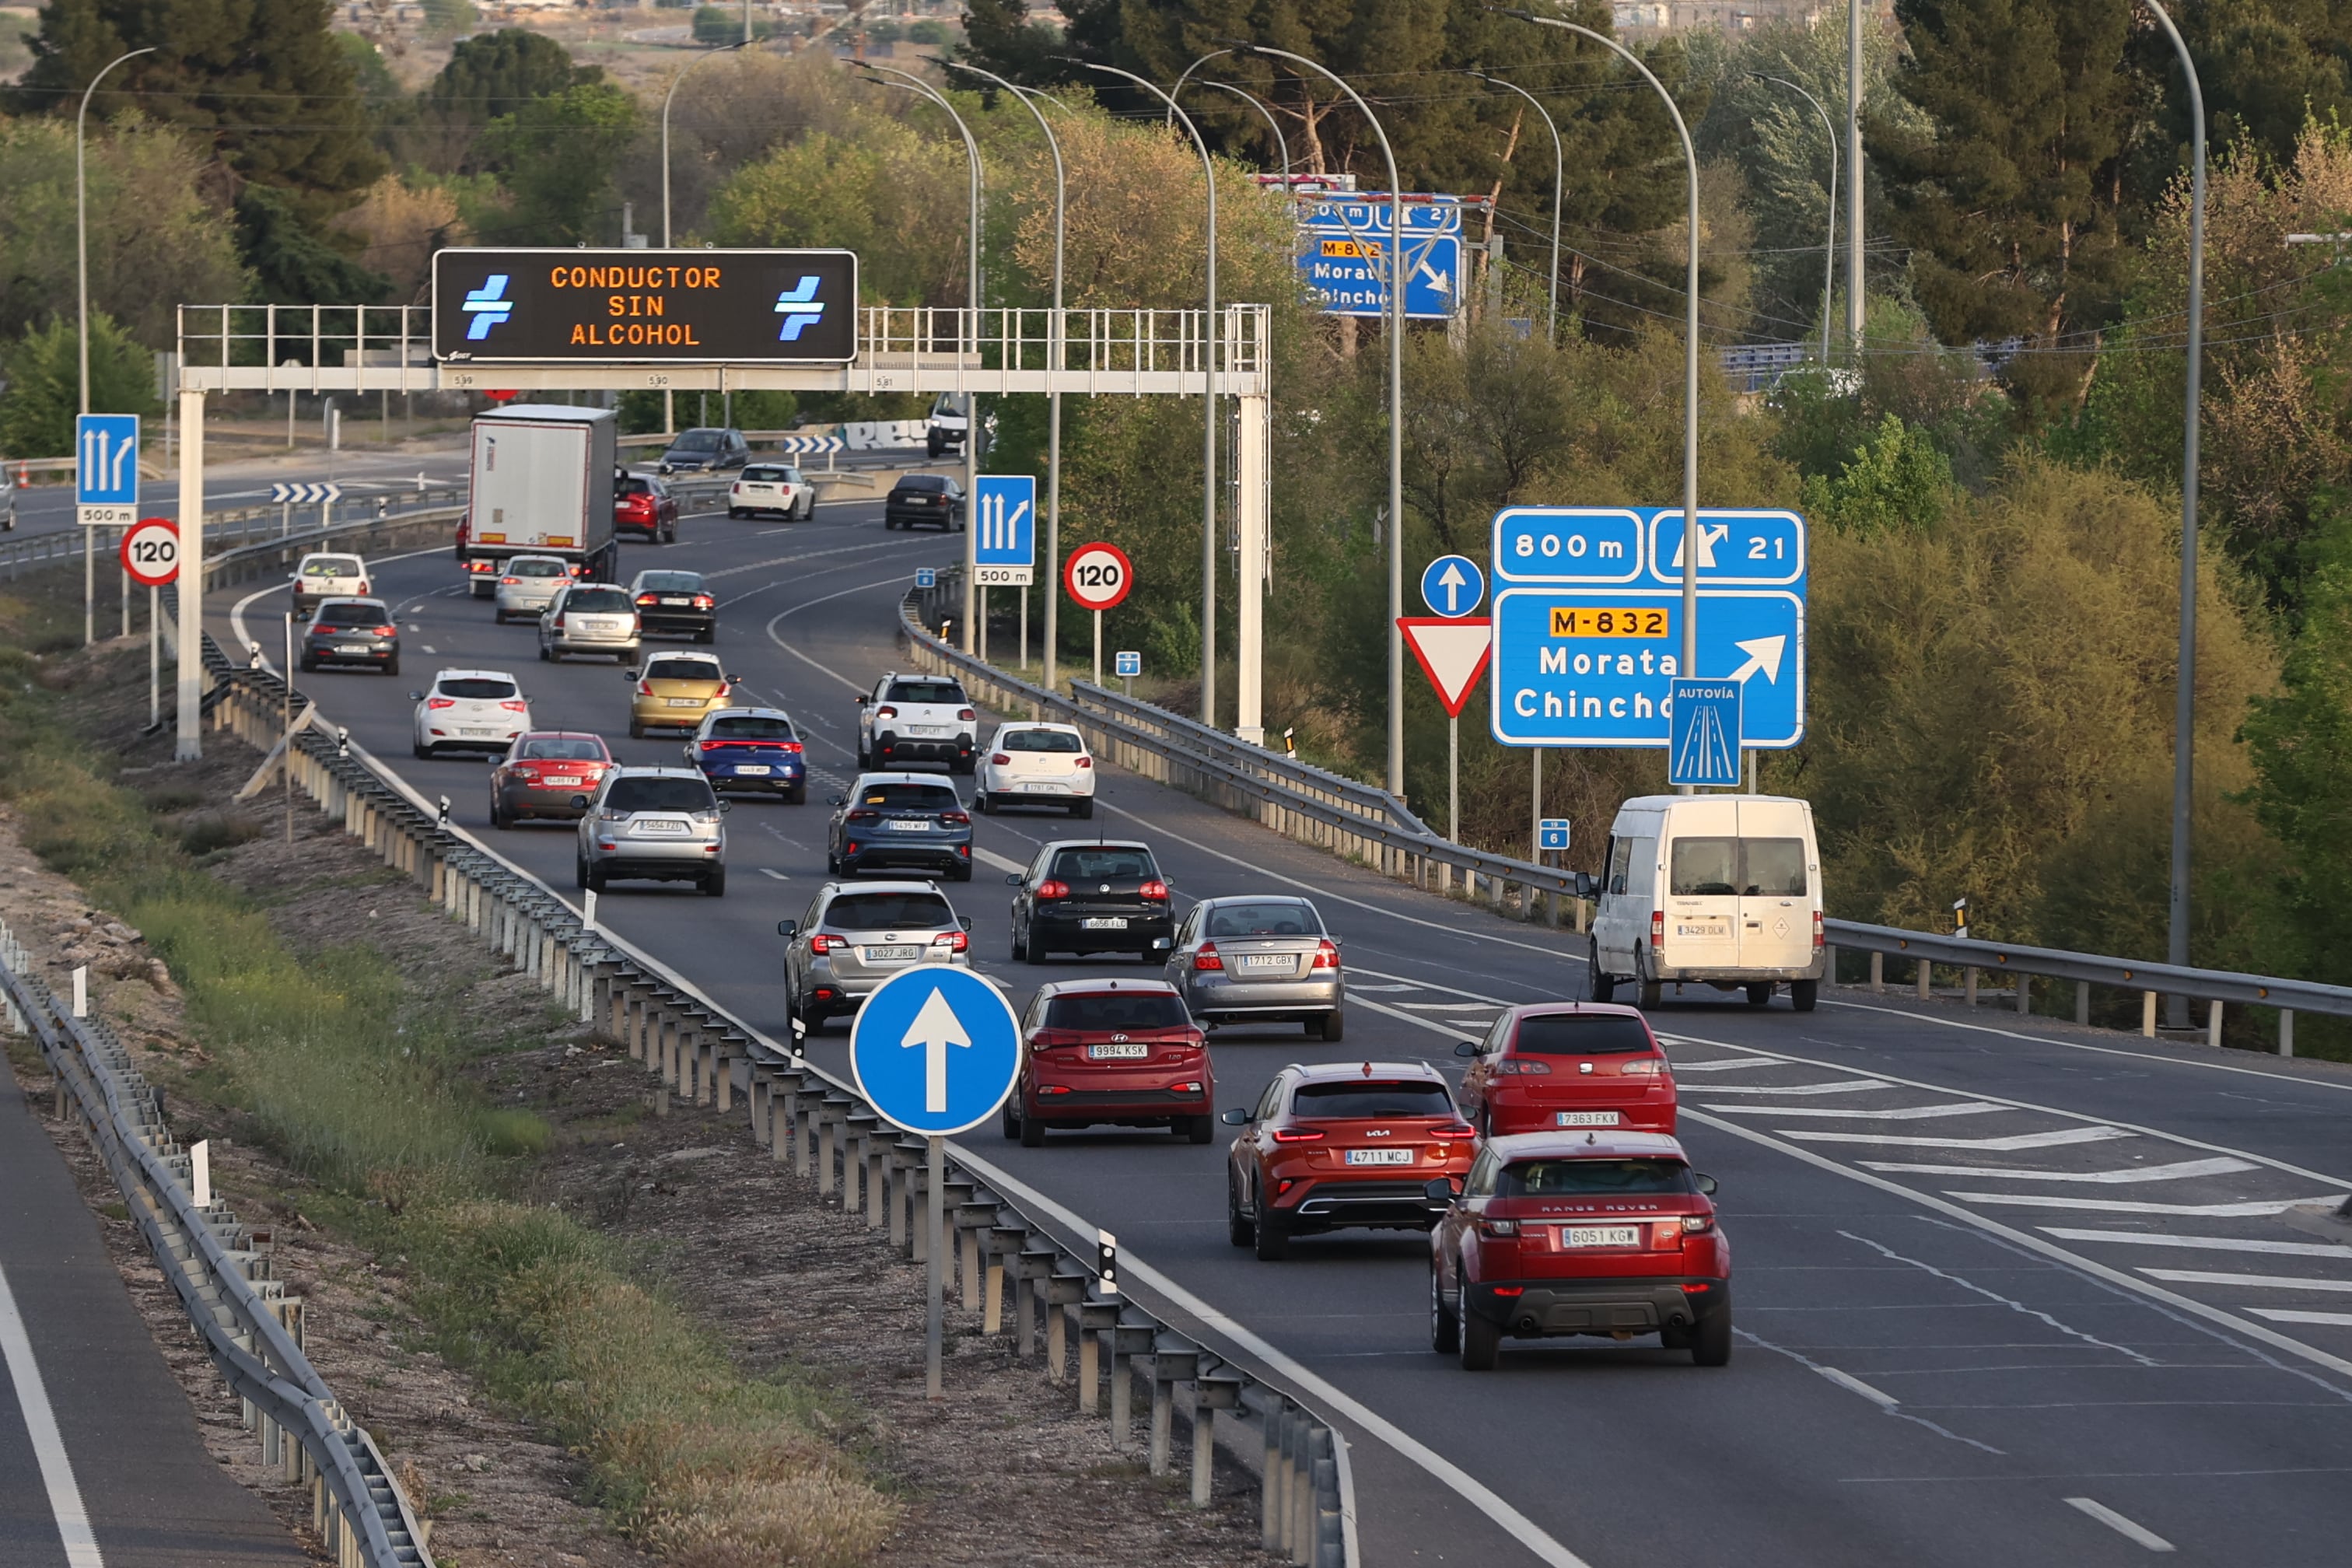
943 810 970 825
692 594 714 609
782 741 802 753
1269 1128 1325 1143
1682 1215 1715 1235
1074 756 1091 768
957 708 976 721
991 753 1011 766
1139 880 1169 901
1427 1122 1477 1140
373 625 397 637
501 576 520 585
551 616 565 630
498 700 527 713
638 681 653 695
877 705 898 719
932 930 970 952
701 740 723 751
1311 939 1339 970
356 580 369 593
1652 1221 1686 1249
425 697 456 709
1494 1058 1552 1076
1193 941 1223 971
1650 909 1664 950
1813 909 1825 950
1476 1216 1520 1238
1036 880 1069 900
1619 1059 1664 1078
636 593 658 606
847 810 880 823
808 933 840 954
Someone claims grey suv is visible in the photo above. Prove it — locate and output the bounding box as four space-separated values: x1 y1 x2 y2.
776 882 972 1029
575 768 727 895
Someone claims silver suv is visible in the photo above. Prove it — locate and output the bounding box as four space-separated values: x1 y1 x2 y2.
775 882 971 1029
541 582 641 664
576 768 727 896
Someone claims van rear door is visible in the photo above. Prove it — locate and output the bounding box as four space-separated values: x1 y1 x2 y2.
1736 800 1815 971
1661 800 1741 973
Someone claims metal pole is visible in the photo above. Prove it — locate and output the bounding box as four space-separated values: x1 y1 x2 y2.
1094 609 1102 687
174 386 203 761
78 45 155 649
926 1135 943 1400
1472 73 1562 342
1531 748 1542 862
1847 0 1864 348
2146 0 2206 1021
1504 15 1700 792
1195 81 1290 184
661 40 745 442
1167 48 1235 127
1447 716 1459 844
1753 73 1838 364
147 583 158 726
282 612 294 843
1249 48 1405 794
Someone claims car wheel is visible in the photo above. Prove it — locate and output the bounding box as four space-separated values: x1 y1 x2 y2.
1019 1110 1045 1148
1588 941 1615 1002
585 860 608 893
413 741 432 759
1790 979 1819 1013
975 790 992 815
1745 982 1773 1006
1430 1262 1461 1354
1459 1307 1500 1371
1691 1307 1733 1367
950 861 972 882
786 784 806 805
800 496 814 520
856 745 871 768
1021 923 1047 964
1227 1177 1255 1246
1638 978 1663 1010
1318 1010 1345 1043
538 642 551 662
490 800 509 831
384 656 399 677
728 508 743 520
695 628 714 645
574 853 588 889
704 866 726 897
1252 1197 1290 1262
1186 1114 1213 1146
629 719 645 740
492 609 507 625
1070 798 1093 819
298 654 317 673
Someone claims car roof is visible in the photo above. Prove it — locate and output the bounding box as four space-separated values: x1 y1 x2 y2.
1503 1001 1651 1024
505 551 566 562
299 552 363 565
629 567 702 580
644 650 723 662
1032 978 1182 998
430 668 518 684
820 880 954 900
1041 838 1152 853
311 597 383 610
1482 1130 1690 1162
516 729 605 741
606 766 706 780
702 706 791 723
1287 1060 1447 1084
851 771 958 787
994 719 1084 733
1199 893 1311 906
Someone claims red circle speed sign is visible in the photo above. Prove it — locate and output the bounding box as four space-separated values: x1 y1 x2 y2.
1063 541 1133 612
119 517 180 587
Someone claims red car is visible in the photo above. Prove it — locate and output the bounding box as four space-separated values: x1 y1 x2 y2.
1454 1003 1678 1137
1005 980 1214 1146
615 472 679 542
488 731 614 828
1429 1130 1729 1369
1223 1062 1476 1261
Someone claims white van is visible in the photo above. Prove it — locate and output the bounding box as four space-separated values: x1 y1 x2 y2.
1581 794 1824 1012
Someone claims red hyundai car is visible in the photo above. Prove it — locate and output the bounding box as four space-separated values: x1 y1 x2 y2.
1429 1130 1729 1369
1454 1003 1678 1137
1223 1062 1477 1260
488 731 614 828
1004 979 1214 1146
614 472 679 542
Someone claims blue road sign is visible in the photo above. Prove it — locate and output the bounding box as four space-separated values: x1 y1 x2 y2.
915 567 937 590
972 474 1036 586
1495 506 1806 592
1300 198 1465 236
75 413 139 522
849 966 1021 1136
1298 230 1464 320
1419 554 1486 619
1538 818 1572 852
1115 649 1142 678
1668 679 1745 787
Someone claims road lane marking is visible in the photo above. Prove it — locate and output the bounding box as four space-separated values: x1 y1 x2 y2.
2045 1230 2352 1258
1668 1056 1787 1072
1349 996 1481 1042
971 845 1027 875
759 868 790 881
2142 1269 2352 1293
1705 1101 2007 1121
1942 1194 2347 1216
1788 1125 2132 1151
1860 1157 2253 1184
0 1258 106 1566
2064 1497 2175 1552
1816 1365 1899 1408
1682 1079 1893 1097
1395 1000 1499 1011
1838 1229 2158 1365
1737 1325 2004 1453
2250 1308 2352 1326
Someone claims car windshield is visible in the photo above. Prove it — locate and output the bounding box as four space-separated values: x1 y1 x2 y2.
1050 849 1154 883
1498 1159 1695 1197
824 893 956 931
605 778 716 814
1204 902 1318 938
1044 992 1191 1031
1511 1013 1655 1056
302 558 360 578
509 558 566 577
887 680 964 705
1290 1081 1454 1119
621 478 656 498
856 783 961 812
898 476 948 493
709 715 796 740
520 738 604 761
1669 836 1808 898
646 657 723 683
565 588 631 613
637 572 702 593
1003 729 1083 754
311 602 386 628
671 430 723 452
437 677 516 701
742 466 790 482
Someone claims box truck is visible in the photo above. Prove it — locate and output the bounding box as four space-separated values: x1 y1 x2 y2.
456 404 620 597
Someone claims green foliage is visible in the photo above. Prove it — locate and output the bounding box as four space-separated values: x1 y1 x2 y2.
406 27 605 174
711 121 976 304
0 313 158 459
236 184 390 305
420 0 476 40
906 19 950 47
691 5 770 44
957 0 1055 79
481 81 639 247
335 30 400 100
1799 413 1956 535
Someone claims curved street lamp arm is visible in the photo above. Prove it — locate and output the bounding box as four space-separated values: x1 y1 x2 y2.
1192 79 1290 186
79 45 156 415
1469 70 1563 343
1749 72 1839 364
661 41 749 247
1169 48 1237 128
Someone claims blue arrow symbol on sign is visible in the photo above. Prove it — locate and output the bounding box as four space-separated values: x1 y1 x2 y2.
900 985 971 1114
775 275 826 341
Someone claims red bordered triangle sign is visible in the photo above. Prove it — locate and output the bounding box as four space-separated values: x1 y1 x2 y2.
1397 617 1493 718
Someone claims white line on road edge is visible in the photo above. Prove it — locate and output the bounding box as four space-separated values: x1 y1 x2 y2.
0 1258 106 1567
2046 1230 2352 1258
971 845 1027 876
2142 1269 2352 1293
227 541 453 663
763 575 938 692
1815 1365 1899 1408
2064 1496 2176 1552
2251 1308 2352 1326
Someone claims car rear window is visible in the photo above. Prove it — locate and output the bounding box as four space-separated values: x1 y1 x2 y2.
520 737 604 761
438 677 516 701
887 680 964 705
1050 848 1155 883
605 777 716 814
1044 992 1190 1031
824 893 956 930
301 558 361 577
1290 1080 1454 1118
1499 1159 1694 1197
709 714 796 740
1204 902 1318 938
646 656 723 682
621 478 655 497
671 430 723 452
311 601 387 627
858 783 961 811
1003 729 1083 753
638 572 702 593
1669 837 1808 897
509 558 566 577
565 588 631 613
1511 1013 1655 1055
898 475 948 493
742 466 790 481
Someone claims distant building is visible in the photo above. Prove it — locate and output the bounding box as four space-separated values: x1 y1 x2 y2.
1612 2 1893 35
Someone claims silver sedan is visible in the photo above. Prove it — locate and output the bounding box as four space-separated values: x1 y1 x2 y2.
1164 895 1344 1040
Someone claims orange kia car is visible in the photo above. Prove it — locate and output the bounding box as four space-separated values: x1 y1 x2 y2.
1223 1062 1476 1261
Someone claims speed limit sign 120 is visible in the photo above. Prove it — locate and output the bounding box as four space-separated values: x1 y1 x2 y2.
1063 541 1133 612
120 517 180 587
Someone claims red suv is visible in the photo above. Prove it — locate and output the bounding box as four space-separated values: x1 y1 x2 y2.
615 472 679 541
1430 1130 1729 1369
1455 1003 1677 1137
1223 1062 1476 1260
1004 980 1214 1146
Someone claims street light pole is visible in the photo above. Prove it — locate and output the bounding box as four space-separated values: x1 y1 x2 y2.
1192 81 1290 184
1752 73 1838 365
661 41 747 435
1471 72 1562 342
1848 0 1865 348
79 44 154 649
1503 12 1702 793
1073 60 1223 730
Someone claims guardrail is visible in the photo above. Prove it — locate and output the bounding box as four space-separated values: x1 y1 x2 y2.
196 640 1355 1568
0 927 435 1566
1 488 471 581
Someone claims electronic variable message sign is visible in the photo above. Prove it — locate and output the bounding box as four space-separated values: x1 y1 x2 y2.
430 248 859 364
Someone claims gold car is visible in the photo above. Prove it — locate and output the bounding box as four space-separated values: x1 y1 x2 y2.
628 652 737 738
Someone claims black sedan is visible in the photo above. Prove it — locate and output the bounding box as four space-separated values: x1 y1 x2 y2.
298 597 400 676
884 474 965 532
1007 839 1175 962
628 569 716 643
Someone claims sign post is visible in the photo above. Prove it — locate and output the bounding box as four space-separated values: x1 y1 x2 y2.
1115 649 1141 700
1407 554 1490 843
119 518 177 728
1063 541 1133 688
849 966 1022 1402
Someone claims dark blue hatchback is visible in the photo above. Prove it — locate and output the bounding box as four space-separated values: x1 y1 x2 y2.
827 772 974 881
684 708 807 803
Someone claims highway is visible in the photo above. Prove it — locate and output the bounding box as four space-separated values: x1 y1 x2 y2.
5 446 477 542
207 488 2352 1567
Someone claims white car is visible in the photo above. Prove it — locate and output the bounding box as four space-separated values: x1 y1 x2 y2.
411 668 532 759
729 464 814 520
290 552 369 613
975 722 1094 817
493 555 573 623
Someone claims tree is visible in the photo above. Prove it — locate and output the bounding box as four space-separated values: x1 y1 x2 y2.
1799 413 1958 535
236 185 390 305
0 313 158 459
959 0 1061 82
408 28 604 173
480 82 639 247
331 176 469 303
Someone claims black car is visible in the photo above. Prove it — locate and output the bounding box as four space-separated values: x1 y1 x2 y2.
1007 839 1175 962
298 597 400 676
828 772 975 880
628 569 715 642
658 426 750 473
884 474 965 531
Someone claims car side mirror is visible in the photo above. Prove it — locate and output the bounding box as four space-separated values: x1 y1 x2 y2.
856 695 870 706
718 801 730 814
1573 871 1599 899
1453 1041 1476 1058
408 691 425 701
1005 873 1021 886
958 916 972 933
1424 1178 1461 1204
1220 1108 1249 1126
777 919 798 939
828 793 845 807
623 670 638 681
569 794 590 808
1696 1173 1718 1195
727 674 741 684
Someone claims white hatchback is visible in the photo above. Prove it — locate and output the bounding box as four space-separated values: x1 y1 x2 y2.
975 722 1094 817
411 669 533 758
493 555 573 622
729 464 813 520
290 552 369 613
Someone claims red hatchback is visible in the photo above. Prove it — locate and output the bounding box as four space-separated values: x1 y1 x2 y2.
615 473 679 542
1455 1003 1677 1137
1430 1130 1729 1369
1003 980 1214 1146
1224 1062 1477 1260
488 731 614 828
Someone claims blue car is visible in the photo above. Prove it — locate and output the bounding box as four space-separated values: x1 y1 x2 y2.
827 772 974 881
684 707 807 803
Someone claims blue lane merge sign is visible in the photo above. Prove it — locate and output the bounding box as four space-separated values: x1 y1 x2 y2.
849 967 1022 1136
75 413 140 520
1419 554 1485 618
1668 678 1744 787
972 474 1037 586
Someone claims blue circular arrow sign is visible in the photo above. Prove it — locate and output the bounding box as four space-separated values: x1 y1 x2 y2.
849 966 1022 1136
1419 554 1486 619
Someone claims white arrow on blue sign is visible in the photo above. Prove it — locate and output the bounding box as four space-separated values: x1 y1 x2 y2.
75 413 139 524
972 474 1036 586
1419 554 1485 619
849 966 1022 1136
268 482 345 506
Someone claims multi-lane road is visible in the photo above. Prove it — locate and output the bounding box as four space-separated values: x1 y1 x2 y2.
207 488 2352 1566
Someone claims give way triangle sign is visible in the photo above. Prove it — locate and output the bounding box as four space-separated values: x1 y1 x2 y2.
1397 617 1493 719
